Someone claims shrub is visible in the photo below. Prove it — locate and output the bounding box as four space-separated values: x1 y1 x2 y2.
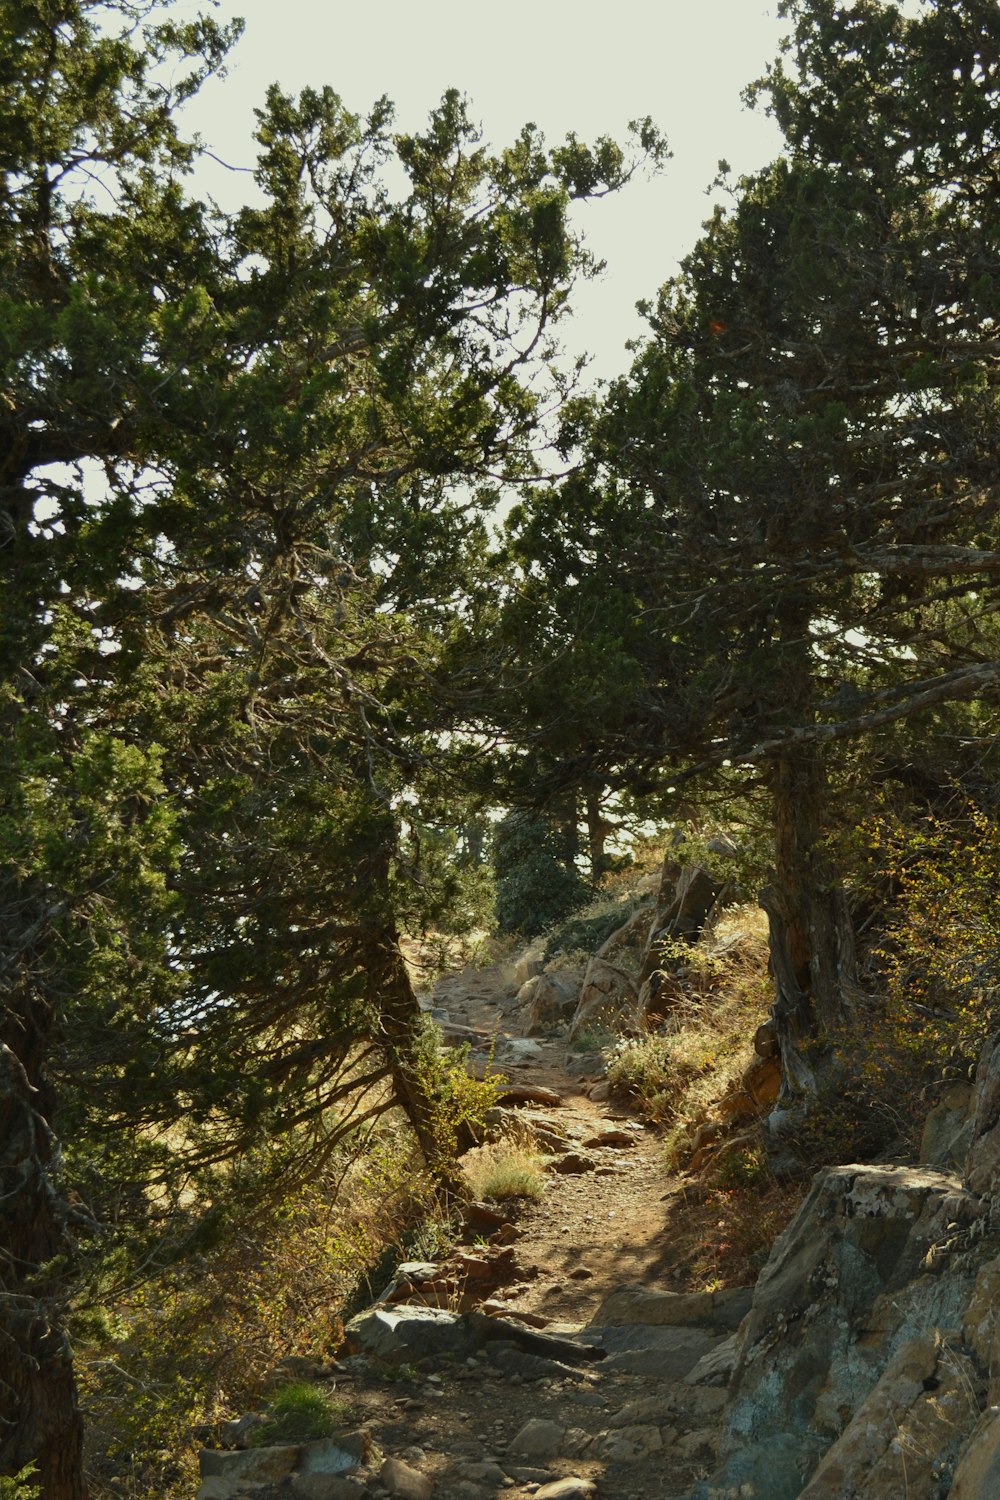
79 1131 436 1499
0 1468 39 1500
607 904 772 1137
412 1017 506 1156
543 905 633 962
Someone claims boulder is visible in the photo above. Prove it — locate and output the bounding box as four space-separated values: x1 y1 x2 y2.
569 958 639 1042
597 1425 664 1461
532 1482 596 1500
637 863 723 992
497 1037 546 1066
594 904 654 972
509 1418 566 1459
963 1259 1000 1412
298 1436 371 1474
517 971 580 1036
380 1458 431 1500
590 1284 750 1332
580 1322 723 1379
200 1447 300 1484
513 949 545 987
691 1163 981 1500
966 1033 1000 1196
344 1305 477 1363
683 1333 740 1388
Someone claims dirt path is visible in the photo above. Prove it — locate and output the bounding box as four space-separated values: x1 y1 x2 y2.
428 960 686 1329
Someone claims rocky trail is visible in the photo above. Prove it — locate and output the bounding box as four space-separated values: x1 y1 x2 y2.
199 955 742 1500
200 885 1000 1500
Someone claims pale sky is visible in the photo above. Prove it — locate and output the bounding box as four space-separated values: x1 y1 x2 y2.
180 0 788 380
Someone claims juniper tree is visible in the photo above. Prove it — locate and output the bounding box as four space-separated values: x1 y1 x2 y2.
0 3 665 1491
508 0 1000 1109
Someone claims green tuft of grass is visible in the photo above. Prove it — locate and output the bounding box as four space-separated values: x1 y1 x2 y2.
253 1382 345 1445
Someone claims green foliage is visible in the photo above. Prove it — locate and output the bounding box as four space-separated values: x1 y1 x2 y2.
874 802 1000 1058
253 1383 343 1446
80 1136 433 1497
0 0 662 1479
0 1468 39 1500
412 1020 506 1159
492 811 593 937
543 903 634 962
607 907 771 1126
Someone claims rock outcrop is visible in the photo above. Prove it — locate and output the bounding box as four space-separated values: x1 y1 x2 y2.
687 1029 1000 1500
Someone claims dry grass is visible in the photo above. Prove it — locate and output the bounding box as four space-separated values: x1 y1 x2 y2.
607 903 771 1126
661 1175 804 1290
461 1141 547 1202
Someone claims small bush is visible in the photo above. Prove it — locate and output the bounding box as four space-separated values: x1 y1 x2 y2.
607 903 772 1131
461 1142 546 1201
411 1016 506 1158
253 1382 342 1445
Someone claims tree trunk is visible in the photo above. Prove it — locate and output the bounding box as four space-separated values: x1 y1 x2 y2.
761 750 859 1120
584 794 613 883
0 1040 88 1500
368 929 467 1194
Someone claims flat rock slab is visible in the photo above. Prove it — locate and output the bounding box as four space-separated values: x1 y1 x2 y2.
584 1324 725 1379
346 1305 478 1362
589 1283 751 1331
201 1446 300 1482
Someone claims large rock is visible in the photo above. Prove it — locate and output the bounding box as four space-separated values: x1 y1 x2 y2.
796 1332 982 1499
509 1418 566 1459
921 1079 974 1171
569 958 639 1042
966 1033 1000 1196
594 904 653 972
513 949 545 987
517 971 580 1035
380 1458 432 1500
579 1322 724 1379
344 1305 477 1362
690 1163 981 1500
200 1446 300 1484
637 864 723 987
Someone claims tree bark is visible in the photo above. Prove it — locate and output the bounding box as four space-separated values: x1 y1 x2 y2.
584 794 613 882
0 1039 88 1500
762 749 859 1120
